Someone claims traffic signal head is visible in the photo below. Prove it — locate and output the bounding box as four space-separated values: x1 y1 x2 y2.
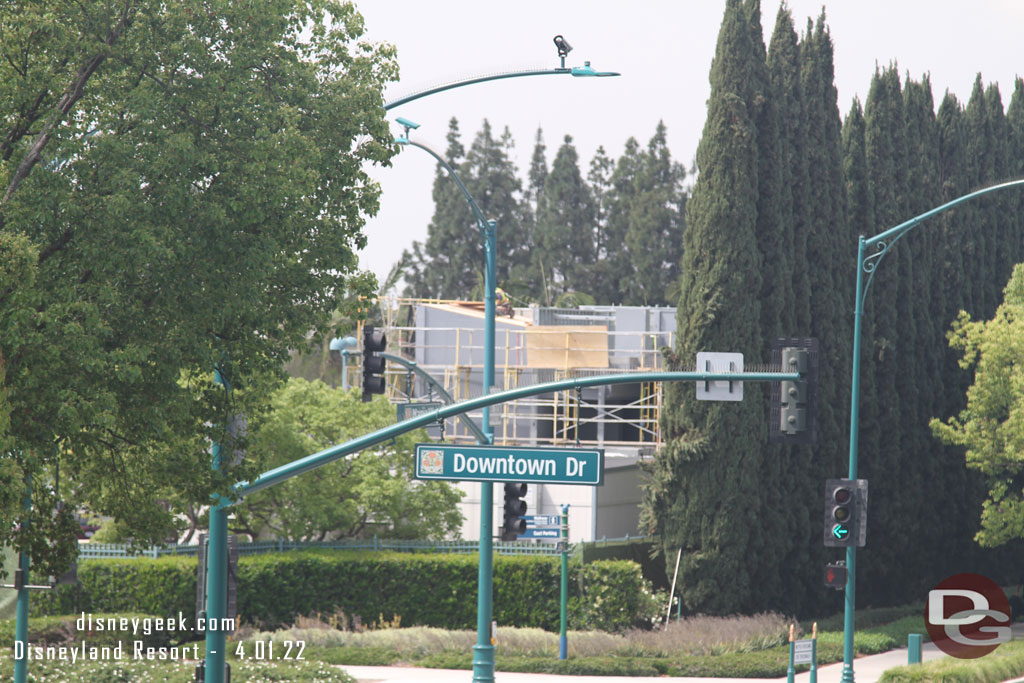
824 478 868 547
500 482 527 541
824 562 847 590
769 338 818 444
362 325 387 402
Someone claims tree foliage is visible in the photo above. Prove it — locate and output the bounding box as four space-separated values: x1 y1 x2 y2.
0 0 397 578
931 264 1024 547
231 378 463 541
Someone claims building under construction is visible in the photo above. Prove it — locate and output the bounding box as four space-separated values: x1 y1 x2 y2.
375 298 678 542
382 298 677 450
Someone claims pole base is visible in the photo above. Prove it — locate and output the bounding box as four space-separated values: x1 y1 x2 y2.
472 644 495 683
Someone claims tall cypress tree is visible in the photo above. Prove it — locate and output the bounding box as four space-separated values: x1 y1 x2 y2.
746 0 789 342
800 13 851 475
767 6 806 334
1008 80 1024 271
643 0 766 614
900 76 946 585
858 65 912 603
965 78 993 317
585 145 617 303
535 135 596 305
984 85 1015 301
838 96 873 609
508 128 550 300
463 122 529 299
624 122 687 306
601 138 644 304
402 117 475 299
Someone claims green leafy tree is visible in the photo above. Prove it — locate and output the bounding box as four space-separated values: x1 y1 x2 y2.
931 264 1024 547
0 0 397 578
232 378 463 541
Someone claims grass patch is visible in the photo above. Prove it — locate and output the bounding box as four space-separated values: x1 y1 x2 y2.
879 637 1024 682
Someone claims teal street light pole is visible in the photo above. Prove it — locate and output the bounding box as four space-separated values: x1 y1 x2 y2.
196 36 617 683
841 177 1024 683
329 335 358 389
203 366 232 683
394 122 500 682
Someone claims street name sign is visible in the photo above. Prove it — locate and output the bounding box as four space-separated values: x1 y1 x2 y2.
522 515 562 527
414 444 604 485
397 401 443 422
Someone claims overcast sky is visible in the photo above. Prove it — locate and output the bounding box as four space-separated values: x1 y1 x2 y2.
354 0 1024 289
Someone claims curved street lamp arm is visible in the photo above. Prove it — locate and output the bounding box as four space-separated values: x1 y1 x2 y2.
380 351 488 443
865 178 1024 249
857 178 1024 310
395 136 490 236
384 66 618 111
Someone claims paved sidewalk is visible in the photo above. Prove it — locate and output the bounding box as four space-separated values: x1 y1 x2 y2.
341 642 945 683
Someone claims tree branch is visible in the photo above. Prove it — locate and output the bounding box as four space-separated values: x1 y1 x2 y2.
2 5 135 205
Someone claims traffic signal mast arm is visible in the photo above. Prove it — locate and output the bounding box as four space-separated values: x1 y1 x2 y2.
235 368 801 499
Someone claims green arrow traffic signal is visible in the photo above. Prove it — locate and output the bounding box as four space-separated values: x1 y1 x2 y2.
832 524 850 540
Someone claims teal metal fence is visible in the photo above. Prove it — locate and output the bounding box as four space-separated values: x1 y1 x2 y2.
79 537 567 560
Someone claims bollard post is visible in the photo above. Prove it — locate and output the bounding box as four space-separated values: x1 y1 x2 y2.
810 622 818 683
908 633 922 664
786 624 796 683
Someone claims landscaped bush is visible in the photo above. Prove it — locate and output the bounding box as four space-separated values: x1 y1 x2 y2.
32 550 659 632
0 612 179 650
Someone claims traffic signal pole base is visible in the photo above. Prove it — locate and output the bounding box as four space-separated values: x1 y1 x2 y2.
472 644 496 682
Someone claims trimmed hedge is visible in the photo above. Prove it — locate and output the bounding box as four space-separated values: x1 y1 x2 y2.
32 550 657 632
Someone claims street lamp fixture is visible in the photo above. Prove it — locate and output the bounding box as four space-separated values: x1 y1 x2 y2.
329 336 359 389
383 36 618 111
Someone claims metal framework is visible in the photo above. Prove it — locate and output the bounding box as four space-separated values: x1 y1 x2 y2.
375 298 676 448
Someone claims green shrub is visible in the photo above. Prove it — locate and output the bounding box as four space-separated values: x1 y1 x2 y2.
0 612 180 650
33 551 658 632
31 556 194 620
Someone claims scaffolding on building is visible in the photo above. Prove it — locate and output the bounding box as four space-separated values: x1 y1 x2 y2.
359 297 676 450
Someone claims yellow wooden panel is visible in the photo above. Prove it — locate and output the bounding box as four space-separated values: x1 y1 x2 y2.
524 326 608 369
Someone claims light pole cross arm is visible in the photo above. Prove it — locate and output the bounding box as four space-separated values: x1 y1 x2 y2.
233 369 799 499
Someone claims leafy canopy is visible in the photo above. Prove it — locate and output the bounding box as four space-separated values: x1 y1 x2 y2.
0 0 397 577
931 263 1024 547
232 378 464 541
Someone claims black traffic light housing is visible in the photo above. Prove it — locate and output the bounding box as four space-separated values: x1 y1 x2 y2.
824 478 868 547
500 483 527 541
362 325 387 402
769 338 818 444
